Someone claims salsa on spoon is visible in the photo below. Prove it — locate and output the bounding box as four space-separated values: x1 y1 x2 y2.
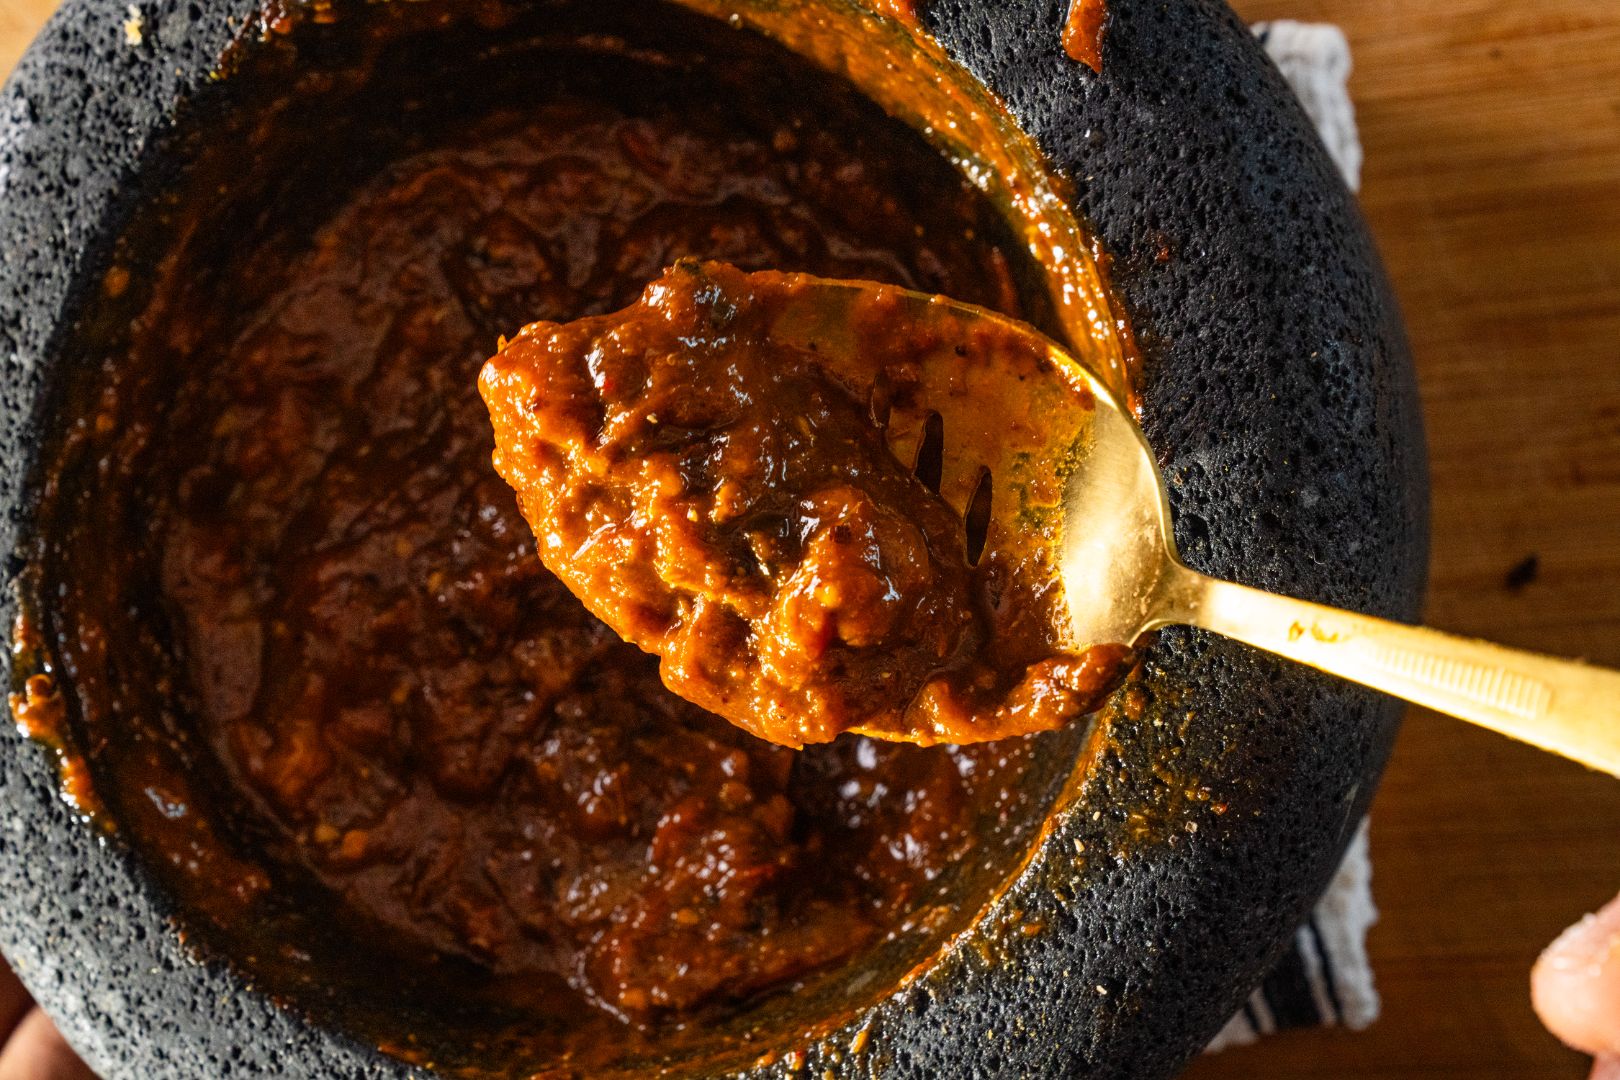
481 260 1132 748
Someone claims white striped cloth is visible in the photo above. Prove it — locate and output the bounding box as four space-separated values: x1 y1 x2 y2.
1205 21 1381 1052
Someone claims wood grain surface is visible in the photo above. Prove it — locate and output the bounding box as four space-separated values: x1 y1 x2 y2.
2 1 1618 1078
0 0 49 76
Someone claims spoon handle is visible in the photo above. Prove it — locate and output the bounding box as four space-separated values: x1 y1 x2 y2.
1159 563 1620 779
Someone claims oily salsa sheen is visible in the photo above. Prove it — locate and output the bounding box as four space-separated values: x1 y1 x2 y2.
27 13 1099 1054
481 261 1131 749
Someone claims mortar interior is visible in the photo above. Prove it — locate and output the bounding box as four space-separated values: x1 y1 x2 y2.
18 1 1124 1074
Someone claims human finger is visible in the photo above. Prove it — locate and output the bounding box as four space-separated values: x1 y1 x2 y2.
1533 892 1620 1058
0 1006 94 1080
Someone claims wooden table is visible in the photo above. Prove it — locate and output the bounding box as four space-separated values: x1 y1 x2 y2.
3 1 1618 1077
0 0 48 75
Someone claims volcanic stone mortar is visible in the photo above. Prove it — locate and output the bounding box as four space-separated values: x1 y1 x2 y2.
0 0 1427 1077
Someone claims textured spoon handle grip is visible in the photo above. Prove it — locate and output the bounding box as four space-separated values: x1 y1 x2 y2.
1165 566 1620 779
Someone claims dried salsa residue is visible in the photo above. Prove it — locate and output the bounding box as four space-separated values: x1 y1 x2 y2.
1063 0 1108 73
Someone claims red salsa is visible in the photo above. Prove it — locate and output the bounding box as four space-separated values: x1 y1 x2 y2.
27 49 1086 1052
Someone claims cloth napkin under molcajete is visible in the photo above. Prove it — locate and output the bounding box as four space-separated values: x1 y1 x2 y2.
1204 21 1380 1051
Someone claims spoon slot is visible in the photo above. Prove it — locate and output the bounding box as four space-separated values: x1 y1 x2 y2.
914 410 944 493
964 465 993 566
867 375 894 432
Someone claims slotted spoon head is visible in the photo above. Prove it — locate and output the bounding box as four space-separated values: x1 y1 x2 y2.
755 271 1180 653
483 259 1171 746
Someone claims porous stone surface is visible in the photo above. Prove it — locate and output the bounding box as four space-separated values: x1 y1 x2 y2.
0 1 1426 1077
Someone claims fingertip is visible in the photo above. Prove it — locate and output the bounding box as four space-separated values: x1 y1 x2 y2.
0 962 32 1048
1534 894 1620 1058
0 1007 93 1080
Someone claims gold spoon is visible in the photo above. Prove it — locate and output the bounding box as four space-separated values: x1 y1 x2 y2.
759 274 1620 777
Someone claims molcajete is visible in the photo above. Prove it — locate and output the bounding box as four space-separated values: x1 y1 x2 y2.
0 0 1426 1076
